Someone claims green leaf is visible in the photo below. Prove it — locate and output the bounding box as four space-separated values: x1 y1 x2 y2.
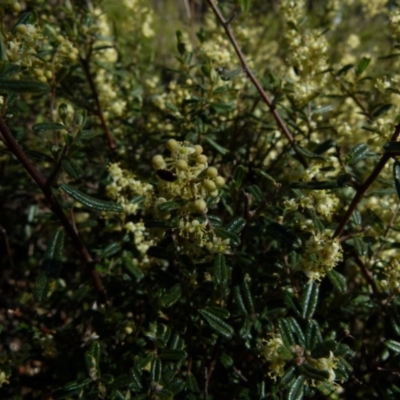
186 374 200 393
287 317 306 347
327 270 347 293
60 183 123 213
254 168 277 184
150 358 162 382
298 364 329 381
100 242 121 258
159 349 187 361
384 141 400 153
278 318 296 348
287 375 305 400
265 221 302 249
199 308 234 339
214 227 240 247
281 365 296 386
157 200 182 212
311 340 337 358
33 229 64 302
144 220 172 229
284 291 301 318
123 254 144 281
233 165 246 187
305 320 322 350
61 159 84 179
53 379 92 399
385 339 400 354
226 217 246 233
345 143 370 165
85 341 101 381
214 254 228 287
393 160 400 201
33 122 67 133
247 184 263 201
0 78 50 93
294 145 327 161
300 282 319 320
11 11 37 34
238 0 250 13
355 57 371 76
372 103 392 118
204 136 228 155
160 284 181 308
313 139 336 154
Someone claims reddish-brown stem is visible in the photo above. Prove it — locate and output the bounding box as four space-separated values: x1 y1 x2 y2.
80 55 116 155
205 0 307 168
0 117 109 304
333 123 400 239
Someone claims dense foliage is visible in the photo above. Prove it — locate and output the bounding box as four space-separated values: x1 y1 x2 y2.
1 0 400 398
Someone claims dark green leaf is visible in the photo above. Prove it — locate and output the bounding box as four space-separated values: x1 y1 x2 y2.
372 103 392 118
305 320 322 350
11 11 37 33
0 78 50 93
53 379 92 399
147 246 174 260
33 122 66 133
238 0 250 13
247 184 263 201
298 364 330 381
33 229 64 302
385 339 400 354
393 160 400 201
314 139 336 154
157 201 182 212
160 284 181 308
233 165 246 187
287 317 306 347
290 181 338 190
287 375 305 400
278 318 296 348
60 183 123 213
301 282 319 319
355 57 371 76
345 143 370 165
266 221 302 249
327 270 347 293
214 254 228 287
61 159 84 179
100 242 121 258
199 308 234 339
204 136 228 155
294 145 327 160
186 374 200 393
214 227 240 247
226 217 246 233
159 349 187 361
150 358 162 382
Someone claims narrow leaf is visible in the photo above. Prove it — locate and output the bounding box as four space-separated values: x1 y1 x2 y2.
298 364 329 381
61 159 84 179
287 375 305 400
301 282 319 319
305 320 322 350
0 78 50 93
355 57 371 76
160 284 182 308
226 217 246 233
60 183 123 213
385 339 400 354
199 308 234 339
33 122 66 133
214 254 228 286
278 318 296 348
393 160 400 201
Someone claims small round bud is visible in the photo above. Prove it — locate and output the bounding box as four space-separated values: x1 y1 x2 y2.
192 219 200 227
206 167 218 178
166 139 180 152
12 2 22 12
193 199 207 213
209 190 219 197
45 70 53 79
214 176 225 187
203 179 216 192
176 159 188 171
152 155 166 169
16 24 27 34
196 155 208 164
125 326 133 335
193 145 203 155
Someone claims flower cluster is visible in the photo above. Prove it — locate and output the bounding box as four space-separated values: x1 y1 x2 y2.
151 139 228 255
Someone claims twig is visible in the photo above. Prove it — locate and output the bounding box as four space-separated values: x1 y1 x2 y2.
0 223 15 269
0 116 109 304
353 253 379 294
333 123 400 239
80 55 116 155
205 0 307 168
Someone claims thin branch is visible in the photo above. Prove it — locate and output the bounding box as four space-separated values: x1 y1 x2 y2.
205 0 307 168
0 116 109 304
333 123 400 239
80 55 116 155
353 253 379 294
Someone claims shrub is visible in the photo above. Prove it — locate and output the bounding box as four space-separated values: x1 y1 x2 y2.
1 0 400 399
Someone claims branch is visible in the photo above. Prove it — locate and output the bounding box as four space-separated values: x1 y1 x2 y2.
0 117 109 304
205 0 307 168
333 123 400 239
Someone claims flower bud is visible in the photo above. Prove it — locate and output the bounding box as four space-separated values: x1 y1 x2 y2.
206 167 218 178
193 145 203 155
196 155 208 164
166 139 180 152
152 155 166 169
214 176 225 187
193 199 207 213
176 159 188 171
203 179 216 192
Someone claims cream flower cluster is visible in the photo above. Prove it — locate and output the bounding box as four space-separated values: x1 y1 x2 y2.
106 163 153 215
263 332 337 385
152 139 228 254
300 232 343 281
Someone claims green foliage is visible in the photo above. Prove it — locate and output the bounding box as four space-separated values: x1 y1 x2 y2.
1 0 400 399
